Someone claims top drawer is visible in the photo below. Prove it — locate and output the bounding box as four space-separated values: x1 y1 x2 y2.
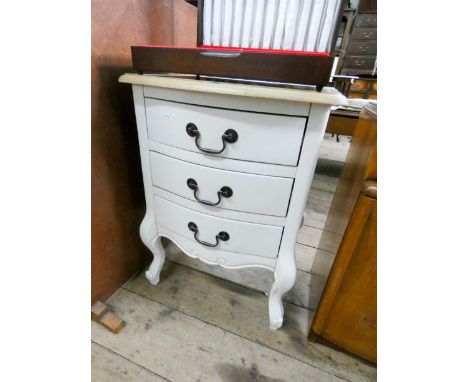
355 14 377 27
145 98 307 166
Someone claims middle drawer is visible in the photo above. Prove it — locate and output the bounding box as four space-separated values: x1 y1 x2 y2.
150 152 294 217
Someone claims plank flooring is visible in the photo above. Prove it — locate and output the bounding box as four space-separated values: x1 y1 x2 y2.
92 134 377 381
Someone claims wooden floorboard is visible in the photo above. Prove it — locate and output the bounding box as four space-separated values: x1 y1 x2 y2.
91 133 373 381
92 342 169 382
92 288 348 382
165 243 327 310
123 265 377 382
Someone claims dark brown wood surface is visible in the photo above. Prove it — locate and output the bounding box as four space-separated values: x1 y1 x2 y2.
358 0 377 13
340 0 377 76
91 0 197 305
132 46 335 87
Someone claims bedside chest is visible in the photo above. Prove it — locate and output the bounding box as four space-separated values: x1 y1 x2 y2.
119 74 346 330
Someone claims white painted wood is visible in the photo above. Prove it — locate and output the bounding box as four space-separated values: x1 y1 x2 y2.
125 76 339 330
119 74 347 107
149 141 297 178
143 84 311 116
157 226 276 271
145 98 307 166
154 196 283 259
150 152 294 217
269 103 331 329
131 85 166 287
154 187 286 227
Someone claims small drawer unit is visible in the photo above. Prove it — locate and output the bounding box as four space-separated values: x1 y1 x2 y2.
341 3 377 76
120 73 346 330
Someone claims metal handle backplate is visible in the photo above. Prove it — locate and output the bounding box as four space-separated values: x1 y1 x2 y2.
187 178 233 206
186 123 238 154
188 222 229 247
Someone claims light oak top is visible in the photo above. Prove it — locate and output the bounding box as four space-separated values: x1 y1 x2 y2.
119 73 347 106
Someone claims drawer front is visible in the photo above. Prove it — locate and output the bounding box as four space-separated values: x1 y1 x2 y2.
154 196 283 258
150 152 293 217
355 14 377 27
348 41 377 55
351 27 377 41
344 56 376 70
351 79 370 91
145 98 307 166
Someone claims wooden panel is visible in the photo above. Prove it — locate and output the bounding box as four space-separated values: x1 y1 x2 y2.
92 342 167 381
150 152 294 217
120 73 348 107
92 289 347 382
154 196 283 258
317 103 377 255
358 0 377 13
145 98 307 166
326 114 359 136
131 45 336 87
311 194 377 363
92 0 192 304
124 263 377 381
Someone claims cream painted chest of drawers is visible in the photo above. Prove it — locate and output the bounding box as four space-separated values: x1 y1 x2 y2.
119 74 346 330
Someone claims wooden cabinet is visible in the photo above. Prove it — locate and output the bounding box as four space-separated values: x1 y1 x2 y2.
309 103 377 363
341 0 377 76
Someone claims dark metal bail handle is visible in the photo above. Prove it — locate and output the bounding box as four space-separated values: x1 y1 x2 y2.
187 178 233 206
186 123 238 154
187 222 230 247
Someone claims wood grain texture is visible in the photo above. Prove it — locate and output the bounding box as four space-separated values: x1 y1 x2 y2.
91 0 197 304
311 194 377 363
310 103 377 363
124 264 377 381
92 342 168 382
92 289 346 382
119 73 348 106
326 113 359 136
316 103 377 257
164 242 327 310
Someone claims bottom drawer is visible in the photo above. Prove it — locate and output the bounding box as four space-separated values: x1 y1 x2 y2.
154 196 283 259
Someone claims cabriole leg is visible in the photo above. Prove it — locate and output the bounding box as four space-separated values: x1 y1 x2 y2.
145 236 165 285
140 214 165 285
268 253 297 330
